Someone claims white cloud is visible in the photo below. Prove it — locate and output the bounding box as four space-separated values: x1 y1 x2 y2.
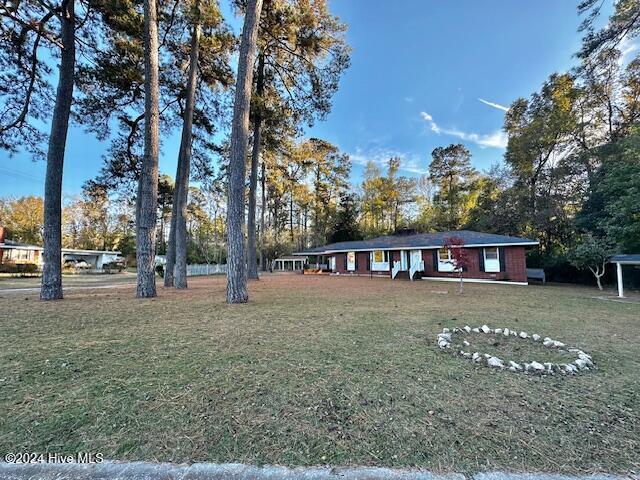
478 98 509 112
404 96 415 103
420 111 442 134
419 112 507 149
619 36 638 65
349 147 428 175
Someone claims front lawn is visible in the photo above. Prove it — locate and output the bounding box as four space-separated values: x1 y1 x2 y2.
0 275 638 473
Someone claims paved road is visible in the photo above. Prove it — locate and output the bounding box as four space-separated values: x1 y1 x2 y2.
0 462 635 480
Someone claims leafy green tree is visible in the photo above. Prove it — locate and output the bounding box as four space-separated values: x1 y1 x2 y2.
504 74 579 252
569 234 614 290
303 138 350 246
0 196 44 244
0 0 104 299
329 192 362 243
76 0 234 194
578 0 640 60
578 128 640 252
245 0 350 279
429 144 477 230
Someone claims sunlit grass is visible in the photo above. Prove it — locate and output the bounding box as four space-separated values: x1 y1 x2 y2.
0 275 638 473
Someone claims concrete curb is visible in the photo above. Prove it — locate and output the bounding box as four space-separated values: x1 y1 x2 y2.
0 462 636 480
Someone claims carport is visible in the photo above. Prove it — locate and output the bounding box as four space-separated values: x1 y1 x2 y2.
610 254 640 298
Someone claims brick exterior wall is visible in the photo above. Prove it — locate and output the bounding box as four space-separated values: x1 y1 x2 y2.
422 246 527 282
329 245 528 282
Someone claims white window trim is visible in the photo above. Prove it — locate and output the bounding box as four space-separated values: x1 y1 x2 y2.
484 247 500 273
346 251 356 271
437 248 455 272
370 250 389 271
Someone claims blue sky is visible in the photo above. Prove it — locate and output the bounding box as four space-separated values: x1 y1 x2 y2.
0 0 615 197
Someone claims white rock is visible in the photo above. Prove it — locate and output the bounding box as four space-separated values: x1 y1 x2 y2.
543 339 554 348
510 330 518 336
472 352 481 361
575 358 589 370
563 364 577 375
472 327 480 333
438 332 452 341
462 340 470 347
463 325 472 333
553 340 565 348
495 328 503 334
503 328 510 336
508 366 519 372
578 353 593 366
487 357 504 368
544 362 555 374
519 331 528 339
462 352 472 358
532 334 541 341
484 353 491 358
526 361 545 373
481 325 491 334
442 328 450 333
438 339 449 349
509 361 523 371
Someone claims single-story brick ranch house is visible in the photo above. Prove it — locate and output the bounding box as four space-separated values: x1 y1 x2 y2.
294 230 538 284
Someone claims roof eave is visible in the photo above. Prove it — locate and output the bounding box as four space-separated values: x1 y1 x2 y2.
295 241 539 255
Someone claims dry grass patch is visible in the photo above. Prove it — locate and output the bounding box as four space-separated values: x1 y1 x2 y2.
0 275 638 473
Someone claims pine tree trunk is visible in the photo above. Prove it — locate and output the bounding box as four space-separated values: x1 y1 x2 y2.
164 201 178 286
174 1 201 290
247 53 265 280
226 0 263 303
136 0 160 298
260 160 266 271
41 0 75 301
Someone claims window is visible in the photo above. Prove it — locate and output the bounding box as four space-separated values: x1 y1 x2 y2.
370 250 389 271
437 248 455 272
347 251 356 271
438 248 451 261
484 247 500 273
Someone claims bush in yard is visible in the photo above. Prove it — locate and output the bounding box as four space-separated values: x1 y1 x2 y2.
0 262 39 274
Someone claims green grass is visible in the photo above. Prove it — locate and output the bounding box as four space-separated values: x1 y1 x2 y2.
0 275 638 473
448 331 575 365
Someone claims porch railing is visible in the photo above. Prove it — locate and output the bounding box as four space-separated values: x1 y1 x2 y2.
409 260 424 281
391 260 401 279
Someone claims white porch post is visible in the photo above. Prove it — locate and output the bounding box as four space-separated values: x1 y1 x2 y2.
616 262 624 298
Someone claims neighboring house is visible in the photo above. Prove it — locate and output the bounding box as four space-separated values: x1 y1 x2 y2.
272 255 308 272
0 228 122 270
294 230 538 284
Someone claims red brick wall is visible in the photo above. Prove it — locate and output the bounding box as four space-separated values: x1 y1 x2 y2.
422 246 527 282
330 252 389 276
331 246 527 282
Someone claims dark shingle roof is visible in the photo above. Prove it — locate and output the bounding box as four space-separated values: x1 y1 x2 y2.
610 254 640 263
294 230 538 255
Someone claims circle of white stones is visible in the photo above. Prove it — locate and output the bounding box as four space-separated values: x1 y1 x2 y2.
436 325 594 375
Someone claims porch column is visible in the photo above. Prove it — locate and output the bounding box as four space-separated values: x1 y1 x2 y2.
616 262 624 298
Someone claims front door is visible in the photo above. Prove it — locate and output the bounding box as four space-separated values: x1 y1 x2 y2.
400 250 408 271
410 250 422 270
